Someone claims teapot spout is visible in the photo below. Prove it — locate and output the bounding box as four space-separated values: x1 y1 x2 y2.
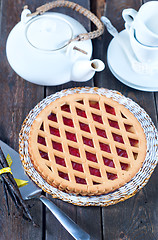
71 59 105 82
91 59 105 72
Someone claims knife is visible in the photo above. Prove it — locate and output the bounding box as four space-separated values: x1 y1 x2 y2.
0 140 90 240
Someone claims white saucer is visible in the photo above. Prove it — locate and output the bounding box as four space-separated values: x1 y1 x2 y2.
107 29 158 91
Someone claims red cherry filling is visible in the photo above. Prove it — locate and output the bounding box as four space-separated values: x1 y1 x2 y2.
79 122 90 132
108 119 119 129
93 181 100 185
124 124 134 133
89 101 100 110
120 162 129 170
105 104 116 115
69 146 80 157
76 108 87 118
55 156 66 167
50 127 60 137
77 100 84 104
133 152 138 160
99 142 111 153
129 138 138 147
86 151 97 162
58 171 69 180
103 157 115 168
96 128 107 138
40 123 44 131
107 172 117 180
66 132 77 142
63 117 74 127
92 113 103 124
82 137 94 147
112 133 124 143
38 136 46 146
75 177 86 184
48 113 57 122
61 104 71 112
52 141 63 152
39 150 49 160
72 162 83 172
116 148 128 158
89 167 101 177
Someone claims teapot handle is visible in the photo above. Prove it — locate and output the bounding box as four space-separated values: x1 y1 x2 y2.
26 0 104 41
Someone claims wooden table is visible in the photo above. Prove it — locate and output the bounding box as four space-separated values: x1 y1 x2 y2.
0 0 158 239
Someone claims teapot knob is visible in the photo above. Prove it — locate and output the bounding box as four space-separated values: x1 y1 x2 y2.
21 6 33 24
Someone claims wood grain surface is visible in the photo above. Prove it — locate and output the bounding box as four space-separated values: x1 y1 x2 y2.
0 0 158 239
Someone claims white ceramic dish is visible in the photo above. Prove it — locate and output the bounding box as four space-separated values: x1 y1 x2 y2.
107 29 158 91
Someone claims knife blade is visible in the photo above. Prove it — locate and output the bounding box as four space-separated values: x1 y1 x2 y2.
0 140 90 240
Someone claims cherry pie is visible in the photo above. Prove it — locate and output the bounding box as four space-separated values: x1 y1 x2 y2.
28 89 147 195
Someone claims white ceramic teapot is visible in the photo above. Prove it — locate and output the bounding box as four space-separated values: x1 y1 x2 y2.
6 1 105 86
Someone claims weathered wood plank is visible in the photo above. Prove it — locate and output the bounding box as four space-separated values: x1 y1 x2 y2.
0 0 44 239
91 0 105 19
76 206 102 240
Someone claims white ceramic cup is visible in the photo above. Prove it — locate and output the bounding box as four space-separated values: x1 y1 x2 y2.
122 1 158 47
129 27 158 64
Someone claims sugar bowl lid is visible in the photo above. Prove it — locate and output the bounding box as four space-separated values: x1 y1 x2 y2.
26 15 73 51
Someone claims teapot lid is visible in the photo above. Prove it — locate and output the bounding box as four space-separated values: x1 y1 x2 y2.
26 15 73 51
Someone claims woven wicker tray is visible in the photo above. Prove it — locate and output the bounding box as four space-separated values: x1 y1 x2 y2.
19 87 158 206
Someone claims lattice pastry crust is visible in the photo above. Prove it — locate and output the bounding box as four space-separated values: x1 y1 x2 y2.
28 90 147 196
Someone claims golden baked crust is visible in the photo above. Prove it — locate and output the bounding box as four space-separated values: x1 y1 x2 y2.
28 92 147 196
